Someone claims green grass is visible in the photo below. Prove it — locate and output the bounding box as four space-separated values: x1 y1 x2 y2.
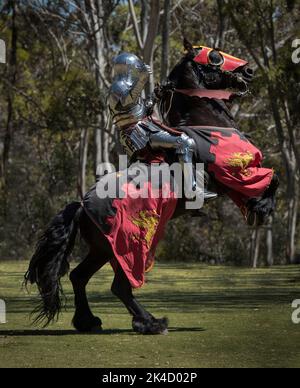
0 261 300 368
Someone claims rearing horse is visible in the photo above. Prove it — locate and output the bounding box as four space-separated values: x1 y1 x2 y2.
25 41 278 335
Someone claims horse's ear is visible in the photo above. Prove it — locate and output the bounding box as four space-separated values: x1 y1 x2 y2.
183 38 194 53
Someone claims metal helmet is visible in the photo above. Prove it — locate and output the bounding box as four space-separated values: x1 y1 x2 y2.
108 52 152 127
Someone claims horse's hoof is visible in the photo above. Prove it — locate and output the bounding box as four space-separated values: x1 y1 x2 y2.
246 210 267 227
90 325 103 333
89 317 103 332
72 315 102 333
256 212 267 226
132 316 169 335
246 210 257 227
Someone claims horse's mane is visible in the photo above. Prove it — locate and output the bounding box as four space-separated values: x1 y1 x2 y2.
167 55 202 89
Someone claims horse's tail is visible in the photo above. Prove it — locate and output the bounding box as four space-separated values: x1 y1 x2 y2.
25 201 82 326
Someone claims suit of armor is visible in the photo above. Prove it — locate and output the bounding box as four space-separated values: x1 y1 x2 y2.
108 53 216 199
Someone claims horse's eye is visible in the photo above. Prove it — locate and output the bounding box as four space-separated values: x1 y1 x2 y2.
208 50 224 66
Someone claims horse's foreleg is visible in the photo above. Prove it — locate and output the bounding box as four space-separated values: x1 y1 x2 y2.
249 173 280 226
111 263 168 335
70 253 109 332
111 264 151 318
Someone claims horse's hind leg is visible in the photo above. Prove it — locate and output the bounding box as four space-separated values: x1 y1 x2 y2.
70 209 113 332
70 252 108 332
111 263 168 335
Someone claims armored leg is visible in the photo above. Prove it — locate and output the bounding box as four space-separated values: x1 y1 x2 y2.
120 121 217 201
149 131 197 194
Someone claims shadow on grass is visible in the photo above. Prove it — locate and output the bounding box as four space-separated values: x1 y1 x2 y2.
0 327 205 336
3 265 300 317
4 285 300 315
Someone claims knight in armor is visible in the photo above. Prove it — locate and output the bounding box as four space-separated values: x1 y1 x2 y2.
108 52 217 200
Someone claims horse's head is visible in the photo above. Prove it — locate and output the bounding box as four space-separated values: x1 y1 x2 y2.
169 38 254 93
155 39 254 126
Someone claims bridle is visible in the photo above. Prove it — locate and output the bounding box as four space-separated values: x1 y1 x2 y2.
156 57 250 122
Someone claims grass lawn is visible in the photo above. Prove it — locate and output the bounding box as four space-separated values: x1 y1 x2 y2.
0 261 300 368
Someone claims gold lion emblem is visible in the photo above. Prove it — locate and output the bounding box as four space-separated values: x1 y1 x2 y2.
131 210 160 248
227 151 254 176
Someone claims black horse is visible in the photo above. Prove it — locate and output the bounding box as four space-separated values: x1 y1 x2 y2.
25 41 278 335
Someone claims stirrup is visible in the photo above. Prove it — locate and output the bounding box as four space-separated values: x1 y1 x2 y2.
189 187 218 201
204 190 218 201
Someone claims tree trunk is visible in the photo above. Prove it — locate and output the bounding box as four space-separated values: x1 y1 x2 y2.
88 0 110 170
267 86 299 265
143 0 160 96
129 0 160 96
102 113 110 163
266 217 274 266
287 177 299 264
141 0 150 43
251 227 262 268
0 0 17 189
160 0 171 83
94 123 102 171
215 0 225 48
78 127 89 198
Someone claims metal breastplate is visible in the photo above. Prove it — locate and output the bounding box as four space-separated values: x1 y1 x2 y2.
112 98 147 128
